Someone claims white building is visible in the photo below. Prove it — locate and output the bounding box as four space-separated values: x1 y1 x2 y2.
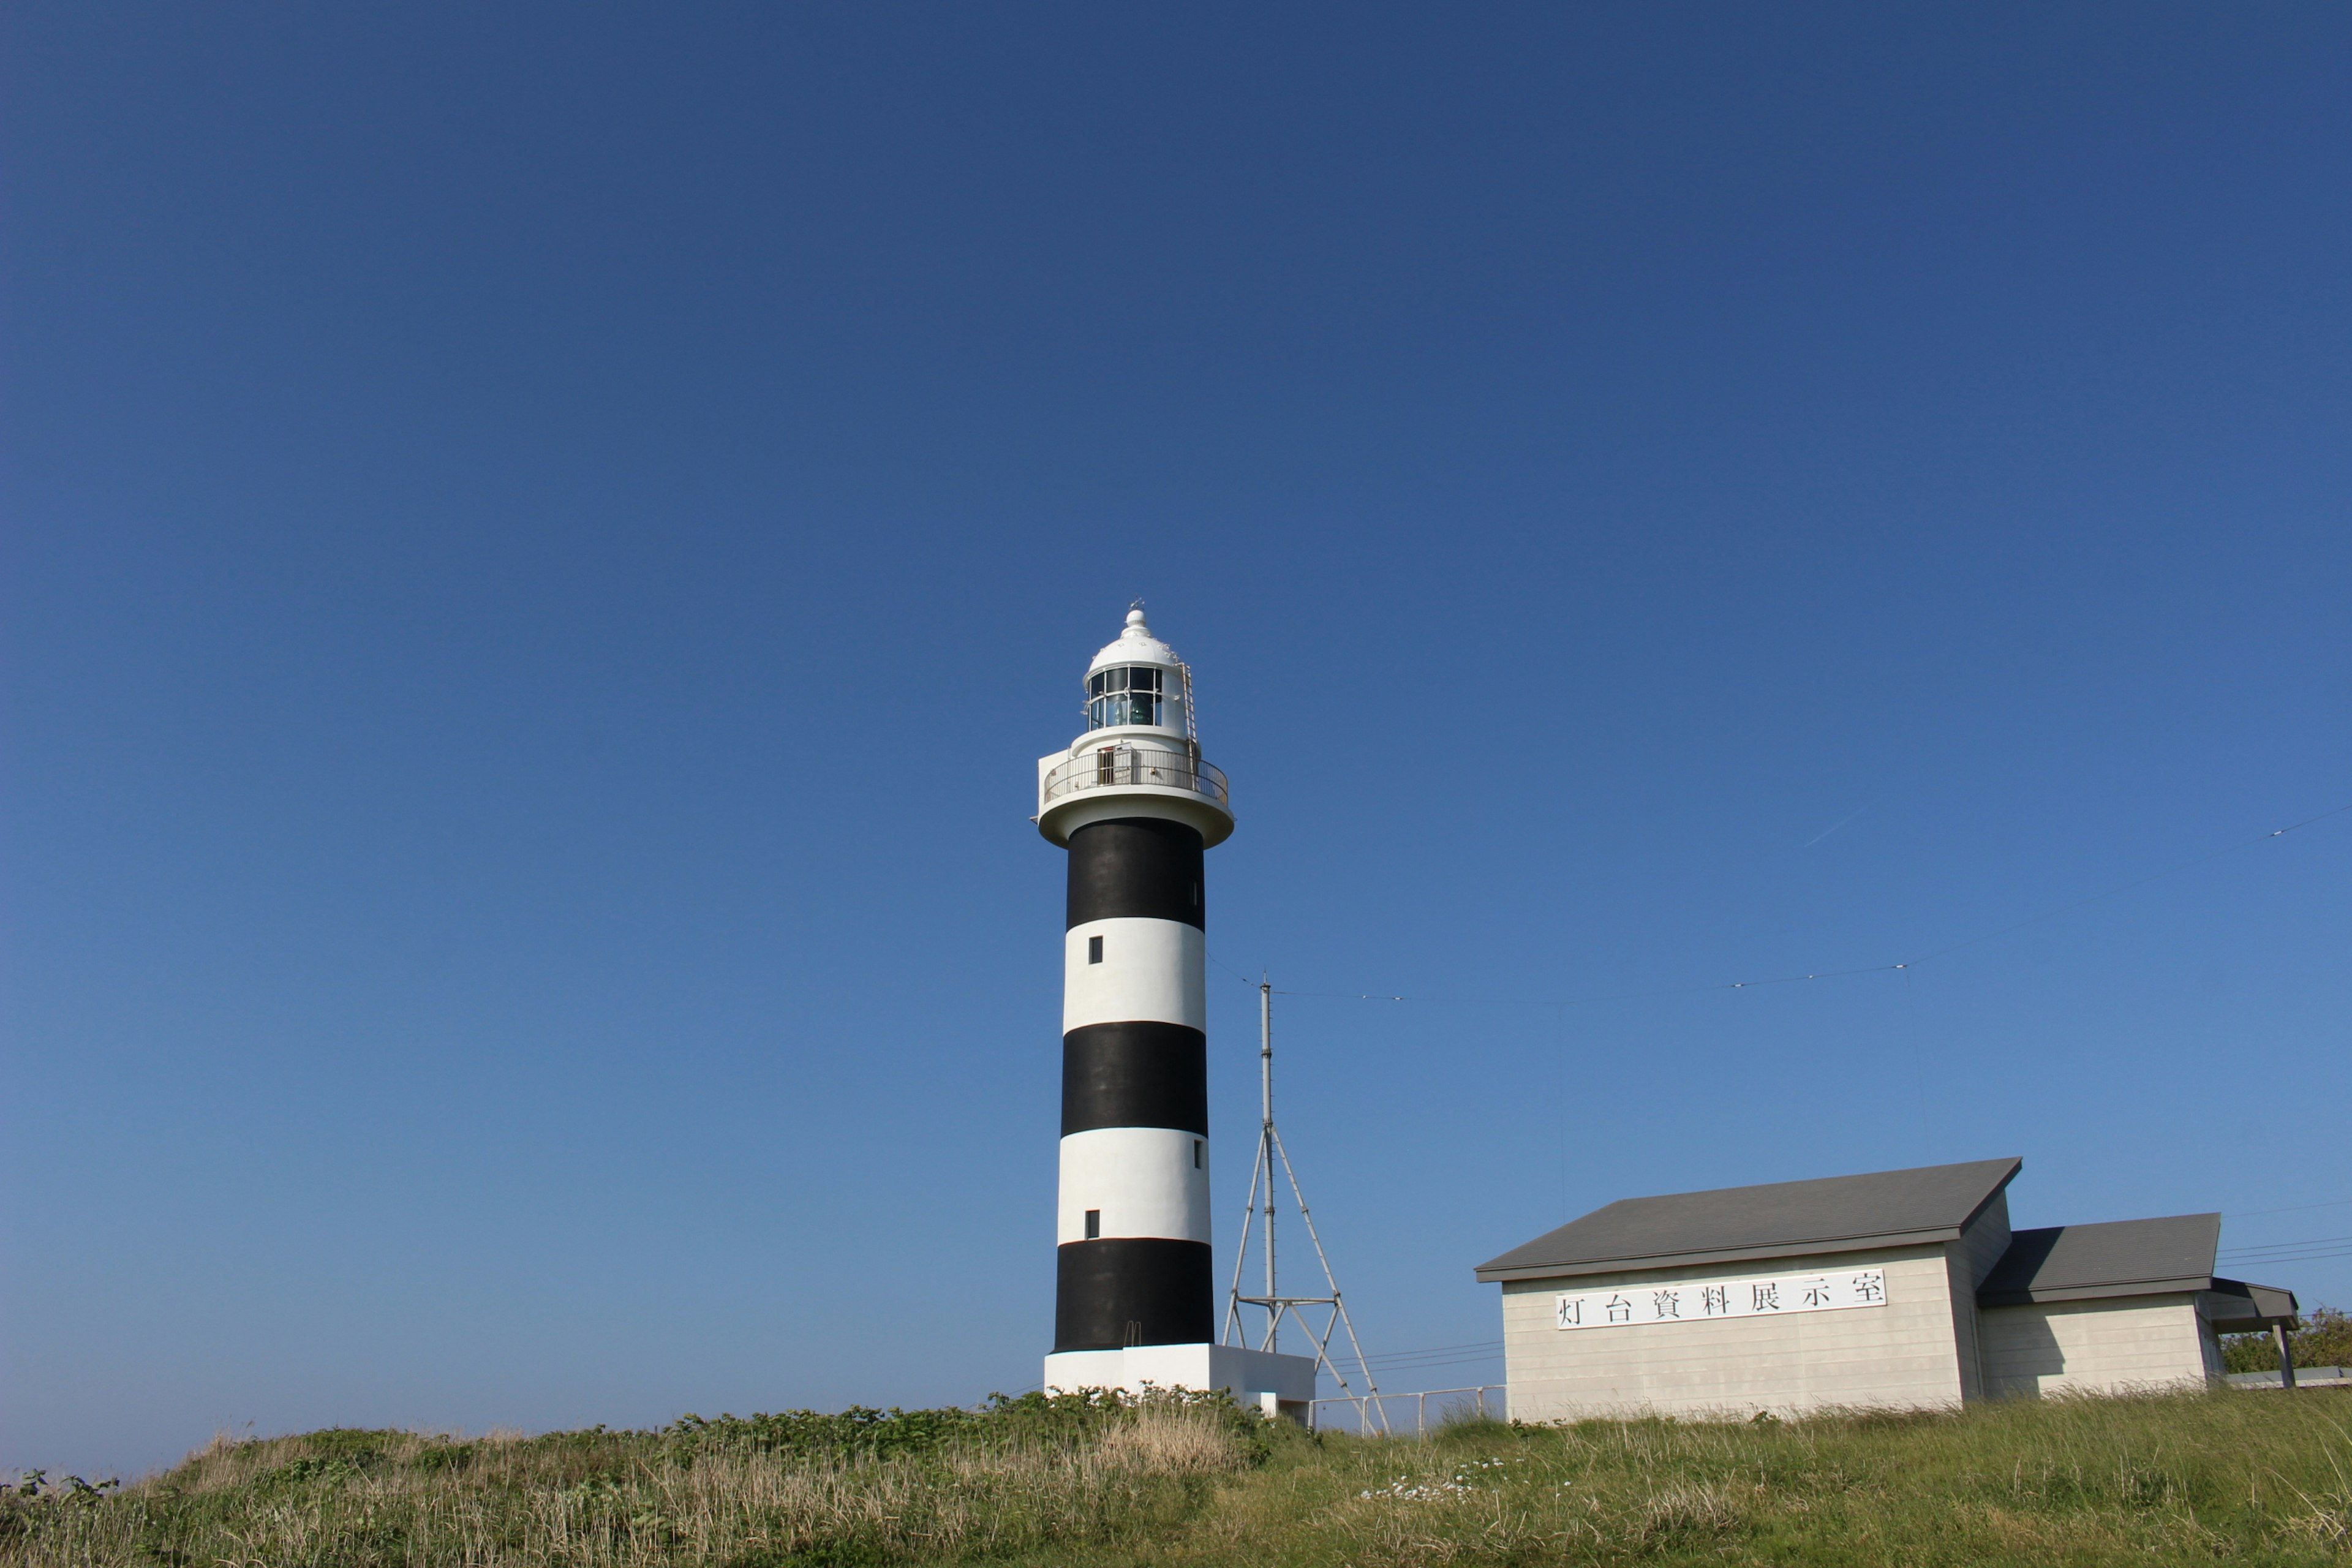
1475 1158 2299 1420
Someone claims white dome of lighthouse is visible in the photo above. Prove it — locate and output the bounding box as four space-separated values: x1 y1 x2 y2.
1037 603 1232 849
1087 607 1182 674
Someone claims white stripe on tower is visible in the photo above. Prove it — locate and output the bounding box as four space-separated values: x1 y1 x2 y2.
1056 1128 1210 1243
1062 919 1207 1036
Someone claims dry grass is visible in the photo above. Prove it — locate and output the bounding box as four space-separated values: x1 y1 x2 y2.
6 1387 2349 1566
0 1398 1250 1568
1090 1407 1245 1475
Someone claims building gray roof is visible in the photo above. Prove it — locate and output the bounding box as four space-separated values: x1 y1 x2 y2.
1974 1215 2298 1330
1473 1157 2022 1284
1976 1215 2220 1306
2202 1278 2301 1333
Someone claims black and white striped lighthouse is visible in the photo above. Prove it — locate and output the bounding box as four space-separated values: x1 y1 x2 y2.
1035 609 1315 1409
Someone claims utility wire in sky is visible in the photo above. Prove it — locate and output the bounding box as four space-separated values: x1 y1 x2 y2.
2229 1197 2352 1219
2218 1235 2352 1265
1360 1341 1506 1372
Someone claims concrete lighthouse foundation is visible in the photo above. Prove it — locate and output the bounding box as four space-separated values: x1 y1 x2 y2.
1035 609 1317 1419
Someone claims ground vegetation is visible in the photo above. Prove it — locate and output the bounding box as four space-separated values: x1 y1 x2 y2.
4 1385 2348 1566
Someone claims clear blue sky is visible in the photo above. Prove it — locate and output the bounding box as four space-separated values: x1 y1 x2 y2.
6 4 2348 1479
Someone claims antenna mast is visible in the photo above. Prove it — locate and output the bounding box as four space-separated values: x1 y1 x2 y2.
1223 976 1385 1430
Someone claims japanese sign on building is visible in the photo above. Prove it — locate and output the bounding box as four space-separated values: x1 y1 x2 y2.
1555 1267 1887 1331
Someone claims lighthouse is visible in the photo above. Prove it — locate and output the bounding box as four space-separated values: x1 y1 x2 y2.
1035 607 1317 1417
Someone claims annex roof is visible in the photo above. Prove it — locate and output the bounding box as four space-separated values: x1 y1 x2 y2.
1976 1215 2219 1306
1473 1157 2022 1284
1975 1214 2297 1329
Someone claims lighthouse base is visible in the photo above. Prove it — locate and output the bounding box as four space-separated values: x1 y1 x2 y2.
1043 1343 1319 1425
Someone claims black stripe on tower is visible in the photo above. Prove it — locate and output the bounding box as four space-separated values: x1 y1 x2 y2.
1054 1239 1215 1351
1057 815 1213 1354
1067 818 1204 929
1061 1022 1207 1136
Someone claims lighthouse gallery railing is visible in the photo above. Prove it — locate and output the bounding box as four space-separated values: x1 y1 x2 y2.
1041 748 1229 809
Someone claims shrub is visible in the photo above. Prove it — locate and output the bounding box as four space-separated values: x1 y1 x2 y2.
2220 1304 2352 1371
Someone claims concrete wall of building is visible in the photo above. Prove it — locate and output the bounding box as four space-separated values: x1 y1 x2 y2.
1042 1343 1317 1402
1945 1196 2010 1403
1959 1193 2012 1287
1945 1246 1986 1403
1499 1244 1969 1422
1977 1295 2211 1398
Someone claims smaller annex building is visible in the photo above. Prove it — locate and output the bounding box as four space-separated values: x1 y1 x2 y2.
1474 1158 2299 1421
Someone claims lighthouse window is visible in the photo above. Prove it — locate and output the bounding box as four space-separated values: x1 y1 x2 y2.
1088 935 1103 963
1084 1208 1101 1239
1193 1139 1203 1169
1087 665 1164 729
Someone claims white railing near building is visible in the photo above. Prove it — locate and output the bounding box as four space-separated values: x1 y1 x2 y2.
1041 747 1229 809
1309 1385 1507 1437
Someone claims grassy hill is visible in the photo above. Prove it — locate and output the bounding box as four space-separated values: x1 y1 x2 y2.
5 1387 2347 1566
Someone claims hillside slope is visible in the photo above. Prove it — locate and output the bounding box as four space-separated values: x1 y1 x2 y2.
4 1387 2346 1566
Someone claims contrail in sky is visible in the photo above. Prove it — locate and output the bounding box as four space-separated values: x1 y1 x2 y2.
1802 803 1872 848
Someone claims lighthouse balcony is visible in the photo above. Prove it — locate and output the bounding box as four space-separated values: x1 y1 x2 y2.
1042 747 1228 807
1037 745 1232 846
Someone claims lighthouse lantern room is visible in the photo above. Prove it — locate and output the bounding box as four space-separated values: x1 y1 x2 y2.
1036 609 1316 1417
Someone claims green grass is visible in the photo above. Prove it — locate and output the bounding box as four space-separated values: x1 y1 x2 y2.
6 1387 2350 1566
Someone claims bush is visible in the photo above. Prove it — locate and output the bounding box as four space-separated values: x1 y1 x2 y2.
2220 1303 2352 1372
664 1404 977 1461
664 1385 1267 1464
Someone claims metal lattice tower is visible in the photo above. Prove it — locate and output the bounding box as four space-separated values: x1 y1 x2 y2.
1221 977 1387 1431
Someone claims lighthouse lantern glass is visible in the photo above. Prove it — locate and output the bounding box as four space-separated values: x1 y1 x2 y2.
1087 665 1164 729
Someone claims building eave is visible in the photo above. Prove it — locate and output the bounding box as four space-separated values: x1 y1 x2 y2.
2198 1277 2301 1333
1977 1274 2214 1308
1474 1227 1962 1284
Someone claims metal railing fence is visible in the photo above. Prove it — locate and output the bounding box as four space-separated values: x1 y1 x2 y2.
1309 1385 1506 1437
1041 749 1229 808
